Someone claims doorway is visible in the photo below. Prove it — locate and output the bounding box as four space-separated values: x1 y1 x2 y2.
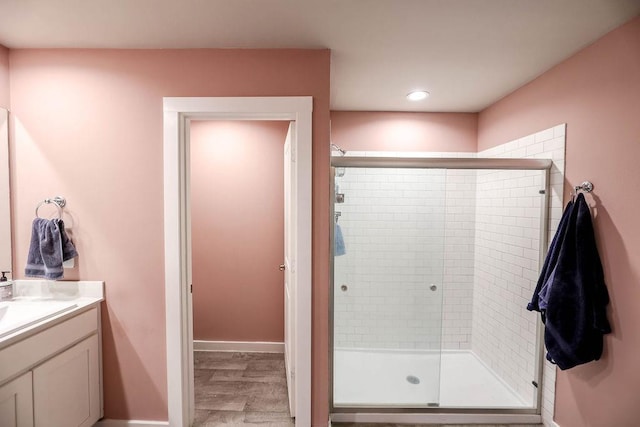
163 97 312 427
190 119 291 423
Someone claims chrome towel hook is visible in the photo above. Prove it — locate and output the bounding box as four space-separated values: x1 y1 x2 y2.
572 181 594 202
574 181 594 194
35 196 67 219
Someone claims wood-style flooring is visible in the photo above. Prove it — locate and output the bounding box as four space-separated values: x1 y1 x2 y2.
193 351 294 426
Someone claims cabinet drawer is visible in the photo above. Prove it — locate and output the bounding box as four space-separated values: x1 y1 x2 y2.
0 308 98 383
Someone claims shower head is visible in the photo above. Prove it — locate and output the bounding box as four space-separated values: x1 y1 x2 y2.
331 143 346 177
331 143 346 156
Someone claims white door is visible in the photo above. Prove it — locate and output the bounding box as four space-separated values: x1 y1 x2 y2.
185 120 195 424
283 121 296 417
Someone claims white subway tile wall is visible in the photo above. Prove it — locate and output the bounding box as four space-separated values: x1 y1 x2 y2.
470 167 545 406
333 167 448 350
334 152 477 351
475 124 565 422
442 168 476 349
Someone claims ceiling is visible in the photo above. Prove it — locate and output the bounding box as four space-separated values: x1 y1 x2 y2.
0 0 638 112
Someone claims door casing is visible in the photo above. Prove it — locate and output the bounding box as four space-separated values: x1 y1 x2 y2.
163 97 313 427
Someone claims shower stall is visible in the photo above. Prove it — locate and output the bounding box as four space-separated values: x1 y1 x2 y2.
330 155 552 423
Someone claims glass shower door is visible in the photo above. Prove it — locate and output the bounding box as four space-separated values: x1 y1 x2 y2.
332 166 446 408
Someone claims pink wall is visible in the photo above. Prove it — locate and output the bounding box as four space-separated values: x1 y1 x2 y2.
330 111 478 152
0 45 9 108
479 16 640 427
8 48 331 424
190 120 288 343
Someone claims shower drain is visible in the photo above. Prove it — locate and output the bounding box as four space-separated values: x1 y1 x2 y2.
406 375 420 385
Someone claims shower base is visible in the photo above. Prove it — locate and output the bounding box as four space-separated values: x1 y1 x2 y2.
333 348 530 408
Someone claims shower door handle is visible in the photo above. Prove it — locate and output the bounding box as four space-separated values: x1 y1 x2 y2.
279 264 286 271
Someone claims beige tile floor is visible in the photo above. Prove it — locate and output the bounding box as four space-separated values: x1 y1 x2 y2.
193 351 295 426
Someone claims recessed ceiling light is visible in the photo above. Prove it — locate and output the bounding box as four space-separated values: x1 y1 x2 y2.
406 90 430 101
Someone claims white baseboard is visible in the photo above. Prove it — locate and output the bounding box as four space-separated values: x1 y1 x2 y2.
95 420 169 427
193 340 284 353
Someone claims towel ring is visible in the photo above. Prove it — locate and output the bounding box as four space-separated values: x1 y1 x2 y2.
35 196 66 219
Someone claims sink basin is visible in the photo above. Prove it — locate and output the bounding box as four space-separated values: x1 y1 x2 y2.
0 300 78 338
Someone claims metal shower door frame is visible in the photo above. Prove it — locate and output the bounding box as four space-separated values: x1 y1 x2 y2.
328 156 551 423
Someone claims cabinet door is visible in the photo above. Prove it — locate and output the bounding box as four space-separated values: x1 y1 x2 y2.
0 371 34 427
33 335 100 427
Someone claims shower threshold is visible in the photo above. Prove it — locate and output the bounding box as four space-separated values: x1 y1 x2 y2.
330 412 541 424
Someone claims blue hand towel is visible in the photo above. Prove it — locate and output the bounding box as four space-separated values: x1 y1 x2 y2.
25 218 78 280
334 223 346 256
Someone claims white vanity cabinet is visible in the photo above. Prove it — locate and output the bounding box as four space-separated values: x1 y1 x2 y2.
0 371 33 427
33 334 100 427
0 305 102 427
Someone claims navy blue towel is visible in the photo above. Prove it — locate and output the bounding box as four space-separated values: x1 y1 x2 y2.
530 193 611 370
527 199 574 315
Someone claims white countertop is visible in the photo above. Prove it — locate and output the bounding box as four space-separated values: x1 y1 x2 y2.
0 280 104 349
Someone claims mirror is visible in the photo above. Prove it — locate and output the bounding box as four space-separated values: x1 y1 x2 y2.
0 108 10 276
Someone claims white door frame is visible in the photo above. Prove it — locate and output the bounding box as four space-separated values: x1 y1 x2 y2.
163 97 313 427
